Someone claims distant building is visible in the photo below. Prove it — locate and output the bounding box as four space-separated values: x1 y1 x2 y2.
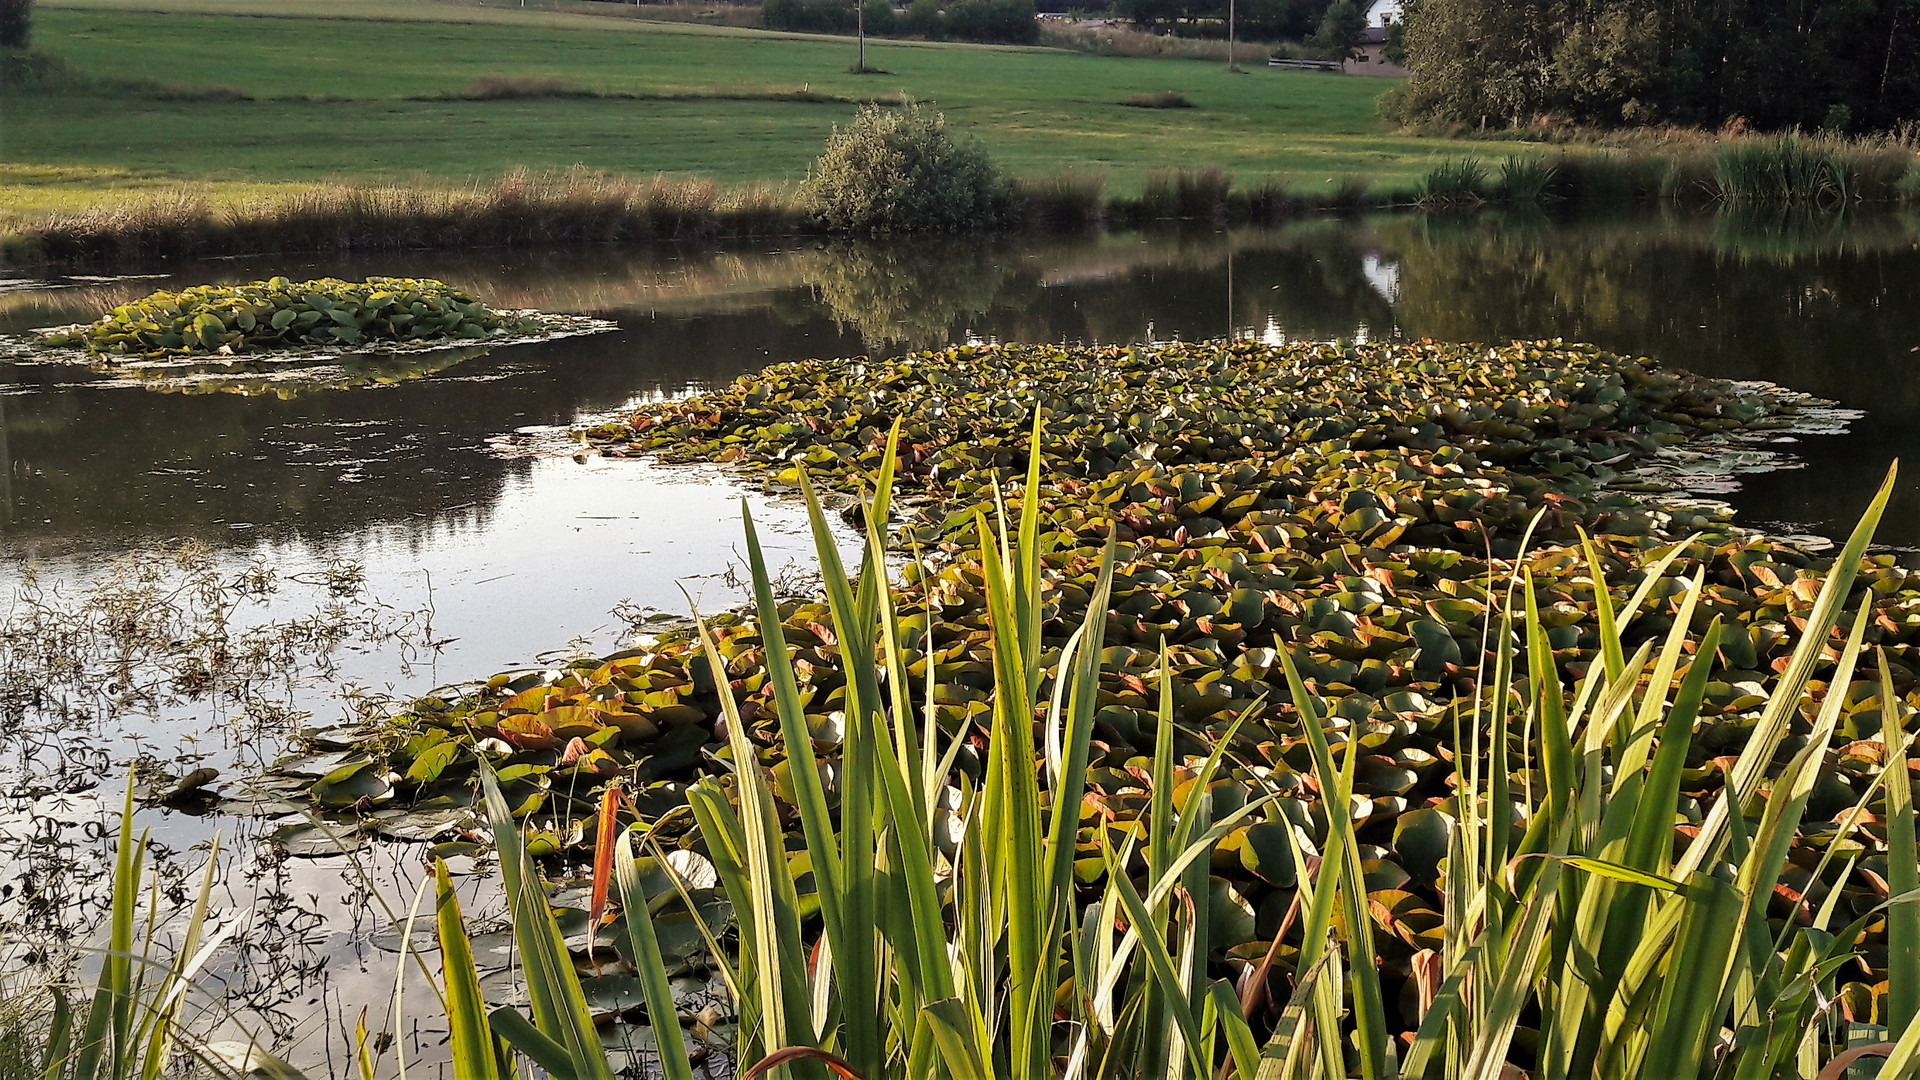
1363 0 1400 27
1344 0 1404 76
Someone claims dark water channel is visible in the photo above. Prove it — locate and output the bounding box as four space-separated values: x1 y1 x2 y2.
0 207 1917 1071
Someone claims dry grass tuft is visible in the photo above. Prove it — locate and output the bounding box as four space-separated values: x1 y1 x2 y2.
1120 90 1193 109
457 74 590 100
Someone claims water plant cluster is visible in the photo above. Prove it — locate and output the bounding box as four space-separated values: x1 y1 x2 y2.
1418 133 1920 208
262 339 1920 1069
36 277 550 359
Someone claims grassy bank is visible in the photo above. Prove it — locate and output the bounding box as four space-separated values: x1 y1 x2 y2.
0 0 1443 215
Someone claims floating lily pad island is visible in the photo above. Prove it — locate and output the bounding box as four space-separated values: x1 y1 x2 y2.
11 276 613 394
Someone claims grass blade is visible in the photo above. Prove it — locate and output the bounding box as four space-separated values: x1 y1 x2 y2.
434 859 502 1080
612 828 698 1080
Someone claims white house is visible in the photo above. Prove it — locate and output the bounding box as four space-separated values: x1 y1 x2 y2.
1345 0 1405 76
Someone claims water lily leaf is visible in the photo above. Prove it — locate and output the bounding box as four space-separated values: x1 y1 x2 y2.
1240 822 1299 887
312 760 392 807
368 806 475 841
271 820 369 858
1392 807 1453 884
406 740 462 784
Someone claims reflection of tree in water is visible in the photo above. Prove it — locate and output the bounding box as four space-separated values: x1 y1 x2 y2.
1371 208 1920 544
803 240 1012 353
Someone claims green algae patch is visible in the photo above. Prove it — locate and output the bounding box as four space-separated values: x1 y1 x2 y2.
33 276 562 358
277 339 1920 1014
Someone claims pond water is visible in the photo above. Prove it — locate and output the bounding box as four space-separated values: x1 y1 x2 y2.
1 206 1917 1070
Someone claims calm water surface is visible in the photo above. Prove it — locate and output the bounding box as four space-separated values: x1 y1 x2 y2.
1 208 1917 1069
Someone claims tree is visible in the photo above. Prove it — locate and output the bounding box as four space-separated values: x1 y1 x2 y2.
1310 0 1367 60
1239 0 1335 41
0 0 31 49
1386 0 1920 130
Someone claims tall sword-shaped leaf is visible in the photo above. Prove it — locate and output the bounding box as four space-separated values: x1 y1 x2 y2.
478 765 616 1080
433 859 503 1080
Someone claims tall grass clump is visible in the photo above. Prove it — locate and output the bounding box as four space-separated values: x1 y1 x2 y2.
1705 133 1911 206
1010 171 1106 231
426 423 1282 1080
800 99 1010 234
1232 177 1303 222
1492 155 1557 201
1713 135 1855 205
1415 157 1488 205
1390 468 1920 1080
1132 166 1235 221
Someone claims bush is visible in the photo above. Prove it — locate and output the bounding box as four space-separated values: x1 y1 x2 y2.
0 0 30 49
801 99 1010 233
761 0 855 32
862 0 897 34
899 0 939 33
942 0 1036 42
898 0 1036 42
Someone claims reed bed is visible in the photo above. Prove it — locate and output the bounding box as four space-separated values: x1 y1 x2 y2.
1010 171 1108 231
4 169 809 263
1 169 1382 266
1413 130 1920 207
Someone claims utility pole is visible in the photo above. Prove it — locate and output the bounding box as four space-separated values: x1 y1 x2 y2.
858 0 867 72
1227 0 1237 71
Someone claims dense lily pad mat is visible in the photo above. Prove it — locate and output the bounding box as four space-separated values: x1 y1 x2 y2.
33 276 553 358
285 340 1920 1030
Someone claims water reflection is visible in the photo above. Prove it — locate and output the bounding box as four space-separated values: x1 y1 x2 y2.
4 207 1920 1070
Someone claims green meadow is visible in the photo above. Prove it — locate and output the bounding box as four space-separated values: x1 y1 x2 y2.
0 0 1469 220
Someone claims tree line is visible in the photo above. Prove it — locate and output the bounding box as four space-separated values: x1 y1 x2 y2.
1386 0 1920 132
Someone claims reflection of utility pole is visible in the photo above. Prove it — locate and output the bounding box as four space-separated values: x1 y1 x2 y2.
0 392 12 525
1226 241 1234 340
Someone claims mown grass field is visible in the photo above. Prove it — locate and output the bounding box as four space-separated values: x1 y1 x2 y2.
0 0 1480 221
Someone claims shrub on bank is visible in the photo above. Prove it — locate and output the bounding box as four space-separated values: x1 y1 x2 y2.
800 99 1010 232
0 0 30 49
